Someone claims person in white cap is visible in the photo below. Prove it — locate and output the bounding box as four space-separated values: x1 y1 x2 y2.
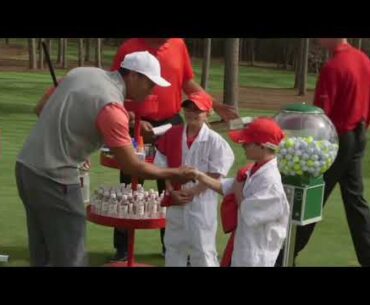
16 51 196 267
154 92 235 267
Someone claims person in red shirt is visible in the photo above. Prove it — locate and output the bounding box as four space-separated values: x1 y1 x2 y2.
277 39 370 266
110 38 239 262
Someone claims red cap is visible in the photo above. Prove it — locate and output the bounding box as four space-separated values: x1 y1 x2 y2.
229 117 285 149
182 91 213 112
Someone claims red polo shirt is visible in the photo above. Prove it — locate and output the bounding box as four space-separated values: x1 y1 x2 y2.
314 43 370 134
111 38 195 121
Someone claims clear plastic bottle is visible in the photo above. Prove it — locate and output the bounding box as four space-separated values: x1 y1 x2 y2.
117 191 123 202
98 187 105 200
95 195 103 215
101 191 110 215
108 193 118 217
109 187 116 198
137 201 145 219
128 203 134 219
152 200 159 219
118 196 129 219
144 199 149 218
160 206 167 218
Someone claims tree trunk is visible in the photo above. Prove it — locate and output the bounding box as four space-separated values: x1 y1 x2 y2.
62 38 68 69
47 38 52 59
78 38 84 66
38 39 44 70
223 38 239 111
284 44 293 70
294 40 303 89
85 38 90 62
324 50 330 62
298 38 309 96
28 38 37 70
250 38 255 66
358 38 363 49
57 38 63 64
243 38 248 62
95 38 102 67
201 38 212 90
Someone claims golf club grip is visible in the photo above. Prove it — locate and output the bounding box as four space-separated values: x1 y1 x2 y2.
42 41 58 87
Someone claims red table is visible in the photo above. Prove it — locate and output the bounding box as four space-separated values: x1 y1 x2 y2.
97 96 160 266
87 206 165 267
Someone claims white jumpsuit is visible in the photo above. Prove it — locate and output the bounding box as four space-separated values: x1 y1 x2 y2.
155 123 235 267
222 158 290 267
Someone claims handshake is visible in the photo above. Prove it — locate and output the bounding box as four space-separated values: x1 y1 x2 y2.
172 167 201 184
168 167 212 206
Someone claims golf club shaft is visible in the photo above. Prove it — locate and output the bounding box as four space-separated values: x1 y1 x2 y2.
42 41 58 87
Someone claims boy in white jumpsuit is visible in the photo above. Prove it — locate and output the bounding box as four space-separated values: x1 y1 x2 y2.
195 118 290 267
154 92 235 267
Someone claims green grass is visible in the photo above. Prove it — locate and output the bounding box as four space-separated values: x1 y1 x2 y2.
191 58 318 94
0 43 369 267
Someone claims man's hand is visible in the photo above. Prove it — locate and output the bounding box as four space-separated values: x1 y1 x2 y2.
182 79 239 122
180 167 199 183
141 120 155 143
80 159 91 171
169 167 198 185
170 190 194 205
213 102 239 122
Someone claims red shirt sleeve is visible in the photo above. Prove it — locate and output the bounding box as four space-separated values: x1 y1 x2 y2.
313 64 339 117
181 40 195 83
44 77 65 98
45 86 56 98
96 103 132 148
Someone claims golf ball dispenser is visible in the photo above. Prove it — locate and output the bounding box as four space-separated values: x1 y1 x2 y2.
274 104 338 265
282 175 325 225
275 104 338 225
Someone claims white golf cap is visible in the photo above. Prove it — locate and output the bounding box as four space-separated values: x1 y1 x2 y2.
120 51 171 87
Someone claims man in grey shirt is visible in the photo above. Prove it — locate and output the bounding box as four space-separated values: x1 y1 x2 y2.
16 51 196 267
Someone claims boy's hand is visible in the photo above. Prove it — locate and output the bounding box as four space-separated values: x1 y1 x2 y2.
170 190 194 205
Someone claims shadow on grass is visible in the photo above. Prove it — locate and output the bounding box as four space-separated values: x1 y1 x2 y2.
0 245 30 267
88 251 165 267
0 248 165 267
0 103 34 115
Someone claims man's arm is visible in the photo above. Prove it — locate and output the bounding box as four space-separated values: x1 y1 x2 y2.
97 103 196 183
182 79 239 122
313 64 338 116
111 145 194 182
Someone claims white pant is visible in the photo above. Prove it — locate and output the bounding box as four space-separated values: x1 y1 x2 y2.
164 203 219 267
